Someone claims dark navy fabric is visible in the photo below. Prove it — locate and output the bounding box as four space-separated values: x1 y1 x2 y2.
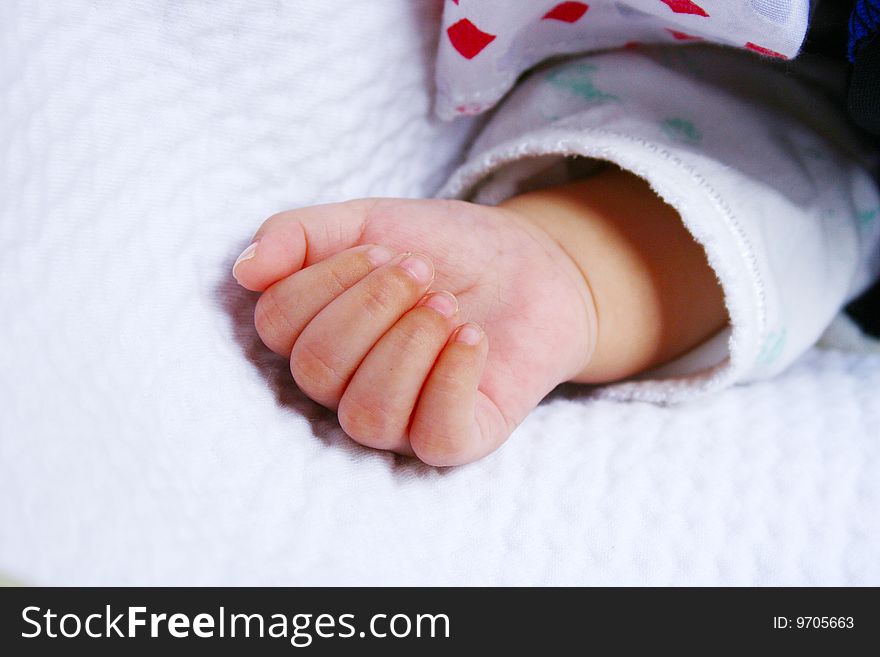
849 0 880 61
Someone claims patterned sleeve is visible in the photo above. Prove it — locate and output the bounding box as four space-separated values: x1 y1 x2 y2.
436 0 811 120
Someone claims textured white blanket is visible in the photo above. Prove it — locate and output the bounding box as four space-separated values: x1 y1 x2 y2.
0 0 877 585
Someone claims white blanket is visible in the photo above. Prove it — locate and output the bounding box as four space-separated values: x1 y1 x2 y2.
1 0 878 585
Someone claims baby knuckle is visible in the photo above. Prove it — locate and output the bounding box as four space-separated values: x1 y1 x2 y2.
357 280 400 319
323 265 353 298
393 316 440 353
337 396 401 449
254 291 295 355
289 341 346 402
253 296 275 342
410 425 462 467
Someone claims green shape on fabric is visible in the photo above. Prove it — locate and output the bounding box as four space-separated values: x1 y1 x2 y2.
539 108 562 122
756 328 787 366
856 208 878 225
661 117 702 145
545 64 619 103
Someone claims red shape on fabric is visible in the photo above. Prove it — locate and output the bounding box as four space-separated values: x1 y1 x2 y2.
624 41 642 50
658 0 709 17
455 103 487 115
666 29 702 41
447 19 496 59
452 0 459 4
744 42 788 59
542 2 590 23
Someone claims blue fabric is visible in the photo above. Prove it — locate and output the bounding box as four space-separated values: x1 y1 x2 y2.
849 0 880 62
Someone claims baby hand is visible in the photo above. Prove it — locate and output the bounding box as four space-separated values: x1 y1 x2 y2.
253 241 489 464
232 197 597 465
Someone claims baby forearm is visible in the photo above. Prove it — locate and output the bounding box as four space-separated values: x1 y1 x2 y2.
500 166 727 383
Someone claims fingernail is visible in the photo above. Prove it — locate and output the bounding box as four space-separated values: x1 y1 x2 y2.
422 291 458 318
399 253 434 285
366 245 394 267
232 241 258 280
456 323 482 345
